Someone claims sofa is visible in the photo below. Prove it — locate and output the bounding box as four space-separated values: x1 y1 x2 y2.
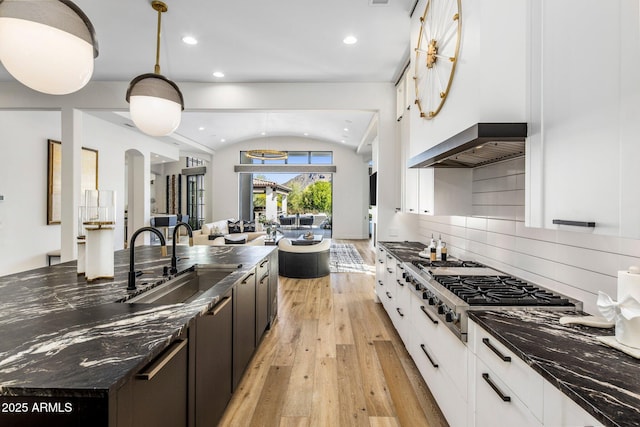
192 219 266 246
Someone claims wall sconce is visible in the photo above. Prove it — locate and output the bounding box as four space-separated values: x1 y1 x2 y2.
126 1 183 137
0 0 98 95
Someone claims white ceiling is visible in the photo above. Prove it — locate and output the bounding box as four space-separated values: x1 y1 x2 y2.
0 0 414 157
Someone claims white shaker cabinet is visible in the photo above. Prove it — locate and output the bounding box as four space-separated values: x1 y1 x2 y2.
527 0 640 238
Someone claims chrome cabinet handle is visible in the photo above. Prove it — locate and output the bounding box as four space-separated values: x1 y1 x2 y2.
420 306 438 324
396 307 404 317
482 338 511 362
482 373 511 402
136 339 187 381
420 344 438 368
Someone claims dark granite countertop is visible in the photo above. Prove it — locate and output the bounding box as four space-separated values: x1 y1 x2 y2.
378 241 428 263
469 310 640 427
0 244 276 397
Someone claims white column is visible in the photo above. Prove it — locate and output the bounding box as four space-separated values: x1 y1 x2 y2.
60 108 82 262
281 193 288 216
265 186 277 220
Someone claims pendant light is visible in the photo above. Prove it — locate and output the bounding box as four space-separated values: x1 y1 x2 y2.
0 0 98 95
126 1 183 137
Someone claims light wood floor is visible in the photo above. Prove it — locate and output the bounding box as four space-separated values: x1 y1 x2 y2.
218 239 449 427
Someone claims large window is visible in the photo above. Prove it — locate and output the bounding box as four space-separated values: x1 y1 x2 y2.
240 150 332 165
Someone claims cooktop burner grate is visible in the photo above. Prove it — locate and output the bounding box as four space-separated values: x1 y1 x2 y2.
434 275 574 306
412 260 486 269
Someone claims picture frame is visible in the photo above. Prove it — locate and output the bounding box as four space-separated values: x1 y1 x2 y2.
47 140 99 225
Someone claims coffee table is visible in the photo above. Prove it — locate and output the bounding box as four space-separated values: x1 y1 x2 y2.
292 234 323 245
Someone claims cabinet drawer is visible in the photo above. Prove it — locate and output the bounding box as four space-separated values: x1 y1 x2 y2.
471 321 543 421
476 358 542 427
390 281 411 348
411 338 468 427
543 380 602 426
410 291 468 400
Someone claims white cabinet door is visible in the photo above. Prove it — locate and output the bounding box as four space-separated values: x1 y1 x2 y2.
475 358 542 427
375 247 387 300
396 74 405 121
528 0 640 238
404 167 419 214
418 168 434 215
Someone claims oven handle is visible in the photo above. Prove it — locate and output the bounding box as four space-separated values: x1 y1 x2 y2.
420 344 438 368
482 373 511 402
419 306 439 324
482 338 511 362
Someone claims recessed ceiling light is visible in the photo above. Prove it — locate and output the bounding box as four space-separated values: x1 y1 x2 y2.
261 132 267 136
341 139 346 143
220 138 226 142
182 36 198 45
154 154 159 158
198 126 205 131
343 35 358 45
212 71 225 78
304 132 309 136
344 127 349 132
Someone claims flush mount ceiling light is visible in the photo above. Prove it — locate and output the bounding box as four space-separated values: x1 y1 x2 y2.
246 149 288 161
0 0 98 95
125 1 184 137
343 35 357 45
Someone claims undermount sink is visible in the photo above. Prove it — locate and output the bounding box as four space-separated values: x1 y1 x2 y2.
126 264 240 304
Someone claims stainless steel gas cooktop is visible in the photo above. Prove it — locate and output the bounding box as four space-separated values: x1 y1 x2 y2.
406 259 582 341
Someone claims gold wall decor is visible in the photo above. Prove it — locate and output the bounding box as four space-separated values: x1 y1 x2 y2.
47 140 99 225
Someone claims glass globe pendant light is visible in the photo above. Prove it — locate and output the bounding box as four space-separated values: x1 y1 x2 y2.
0 0 98 95
126 1 184 137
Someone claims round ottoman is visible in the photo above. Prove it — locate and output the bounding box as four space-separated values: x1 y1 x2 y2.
278 238 331 278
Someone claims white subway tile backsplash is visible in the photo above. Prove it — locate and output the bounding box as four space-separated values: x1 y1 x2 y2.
414 158 640 315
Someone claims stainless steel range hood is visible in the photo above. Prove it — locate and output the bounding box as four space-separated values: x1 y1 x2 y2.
408 123 528 168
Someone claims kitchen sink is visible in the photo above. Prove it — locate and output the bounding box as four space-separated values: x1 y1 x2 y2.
126 264 240 304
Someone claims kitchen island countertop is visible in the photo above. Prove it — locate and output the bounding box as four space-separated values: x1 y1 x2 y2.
0 244 275 396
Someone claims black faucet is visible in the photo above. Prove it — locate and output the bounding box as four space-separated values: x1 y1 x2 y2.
127 226 167 291
170 221 194 274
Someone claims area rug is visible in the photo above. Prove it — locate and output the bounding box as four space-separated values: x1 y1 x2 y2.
330 243 367 273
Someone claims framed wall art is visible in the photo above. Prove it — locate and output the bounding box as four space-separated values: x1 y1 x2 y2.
47 140 99 225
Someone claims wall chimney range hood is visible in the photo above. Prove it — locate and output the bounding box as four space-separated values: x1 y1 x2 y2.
408 123 528 168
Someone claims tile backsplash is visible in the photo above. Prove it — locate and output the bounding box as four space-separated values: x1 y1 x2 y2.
416 157 640 314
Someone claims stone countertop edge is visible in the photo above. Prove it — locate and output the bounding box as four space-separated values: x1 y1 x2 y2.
468 310 640 427
0 244 276 398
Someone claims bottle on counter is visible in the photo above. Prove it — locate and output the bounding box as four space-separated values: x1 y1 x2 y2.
430 245 437 262
436 235 443 260
441 242 447 261
429 234 436 250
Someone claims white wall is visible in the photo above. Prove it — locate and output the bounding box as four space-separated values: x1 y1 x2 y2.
211 136 370 239
0 111 62 274
416 157 640 316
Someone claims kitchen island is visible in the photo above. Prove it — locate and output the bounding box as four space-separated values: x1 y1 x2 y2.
0 244 277 427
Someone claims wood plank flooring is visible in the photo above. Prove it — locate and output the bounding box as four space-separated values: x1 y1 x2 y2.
218 239 449 427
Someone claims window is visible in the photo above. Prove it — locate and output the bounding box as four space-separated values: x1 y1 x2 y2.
240 150 333 165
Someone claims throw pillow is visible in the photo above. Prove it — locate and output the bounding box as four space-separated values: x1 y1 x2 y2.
227 220 242 234
201 223 211 235
243 220 256 232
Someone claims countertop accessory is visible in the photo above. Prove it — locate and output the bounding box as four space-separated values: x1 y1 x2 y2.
596 336 640 359
558 315 614 328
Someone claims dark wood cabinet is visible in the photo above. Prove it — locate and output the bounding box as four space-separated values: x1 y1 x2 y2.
268 251 278 327
256 258 270 345
194 291 233 427
117 338 188 427
233 269 256 390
